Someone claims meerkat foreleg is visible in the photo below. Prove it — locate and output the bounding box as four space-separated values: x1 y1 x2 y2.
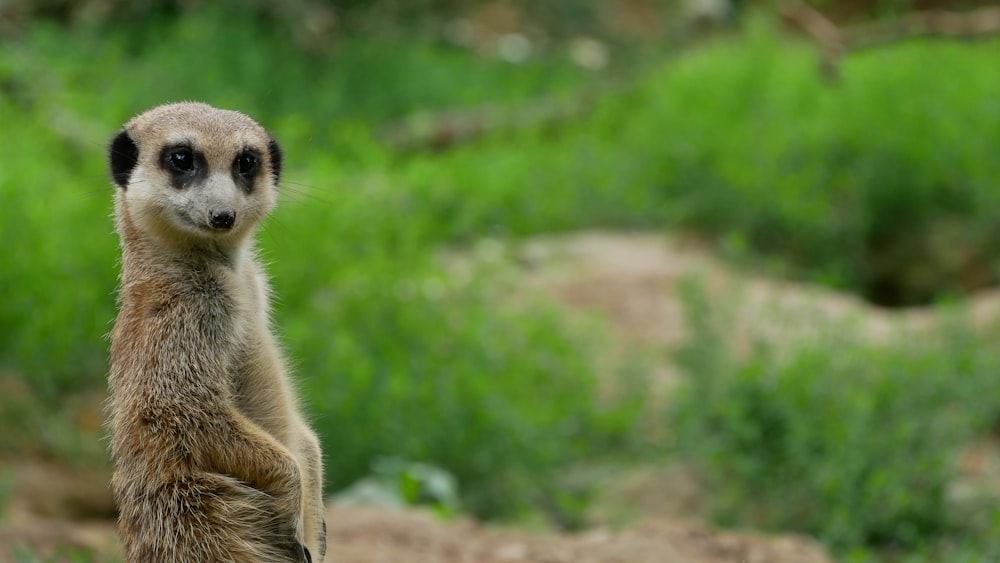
294 422 326 558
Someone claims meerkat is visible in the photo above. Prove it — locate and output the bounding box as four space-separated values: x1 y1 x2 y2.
106 102 326 562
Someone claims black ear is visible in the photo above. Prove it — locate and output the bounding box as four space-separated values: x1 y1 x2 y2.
109 130 139 189
267 136 283 184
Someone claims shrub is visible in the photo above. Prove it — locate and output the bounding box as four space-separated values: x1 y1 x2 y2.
395 25 1000 305
670 279 1000 550
266 191 649 518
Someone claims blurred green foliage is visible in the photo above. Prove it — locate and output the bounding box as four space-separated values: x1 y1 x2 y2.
397 25 1000 306
0 0 645 43
333 457 462 516
11 544 114 563
672 278 1000 558
4 2 1000 559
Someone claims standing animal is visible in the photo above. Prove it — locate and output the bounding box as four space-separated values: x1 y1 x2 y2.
106 102 326 562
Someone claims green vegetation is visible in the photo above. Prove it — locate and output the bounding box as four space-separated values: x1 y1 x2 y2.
672 280 1000 557
393 25 1000 306
333 456 463 516
3 4 1000 561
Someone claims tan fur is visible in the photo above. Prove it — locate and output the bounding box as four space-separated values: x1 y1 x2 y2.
107 103 326 562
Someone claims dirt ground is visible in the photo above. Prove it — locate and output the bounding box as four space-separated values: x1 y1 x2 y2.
515 231 1000 349
322 505 832 563
0 492 833 563
0 455 831 562
0 462 832 563
13 230 1000 563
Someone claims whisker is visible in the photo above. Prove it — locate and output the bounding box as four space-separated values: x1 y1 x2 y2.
278 180 333 191
276 181 339 207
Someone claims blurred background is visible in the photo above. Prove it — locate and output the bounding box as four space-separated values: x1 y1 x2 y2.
2 0 1000 561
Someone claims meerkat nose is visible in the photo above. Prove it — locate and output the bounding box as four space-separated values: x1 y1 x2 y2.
209 209 236 230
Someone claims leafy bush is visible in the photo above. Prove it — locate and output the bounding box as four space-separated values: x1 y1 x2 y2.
332 456 462 516
266 192 648 517
670 279 1000 551
393 24 1000 305
0 108 117 400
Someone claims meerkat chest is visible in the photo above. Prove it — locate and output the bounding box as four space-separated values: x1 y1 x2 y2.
228 265 298 445
231 328 297 445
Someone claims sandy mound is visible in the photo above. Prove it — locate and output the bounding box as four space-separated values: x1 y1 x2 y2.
324 505 832 563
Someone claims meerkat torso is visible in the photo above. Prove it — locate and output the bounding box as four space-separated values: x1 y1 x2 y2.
107 103 326 562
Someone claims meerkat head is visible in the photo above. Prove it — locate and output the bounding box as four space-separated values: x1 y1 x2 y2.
108 102 283 250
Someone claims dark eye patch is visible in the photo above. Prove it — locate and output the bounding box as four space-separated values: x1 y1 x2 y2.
232 149 260 192
235 151 258 177
159 144 204 189
166 147 195 173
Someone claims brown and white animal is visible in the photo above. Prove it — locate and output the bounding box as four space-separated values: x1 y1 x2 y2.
106 102 326 562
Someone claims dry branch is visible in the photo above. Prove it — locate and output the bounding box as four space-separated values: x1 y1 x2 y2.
781 2 1000 78
378 95 596 152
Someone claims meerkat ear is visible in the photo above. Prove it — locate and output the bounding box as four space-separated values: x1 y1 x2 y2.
267 136 283 185
109 130 139 189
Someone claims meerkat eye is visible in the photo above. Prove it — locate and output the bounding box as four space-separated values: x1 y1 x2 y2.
165 147 195 174
235 152 258 178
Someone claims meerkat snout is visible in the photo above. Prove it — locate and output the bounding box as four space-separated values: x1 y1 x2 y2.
209 208 236 230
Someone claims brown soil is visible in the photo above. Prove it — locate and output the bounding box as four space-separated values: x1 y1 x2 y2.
20 229 1000 563
0 457 832 563
516 230 1000 350
324 505 831 563
0 483 833 563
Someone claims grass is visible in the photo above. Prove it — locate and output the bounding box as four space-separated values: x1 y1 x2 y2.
671 278 1000 558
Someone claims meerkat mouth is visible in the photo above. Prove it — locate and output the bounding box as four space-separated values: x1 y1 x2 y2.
175 210 236 235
